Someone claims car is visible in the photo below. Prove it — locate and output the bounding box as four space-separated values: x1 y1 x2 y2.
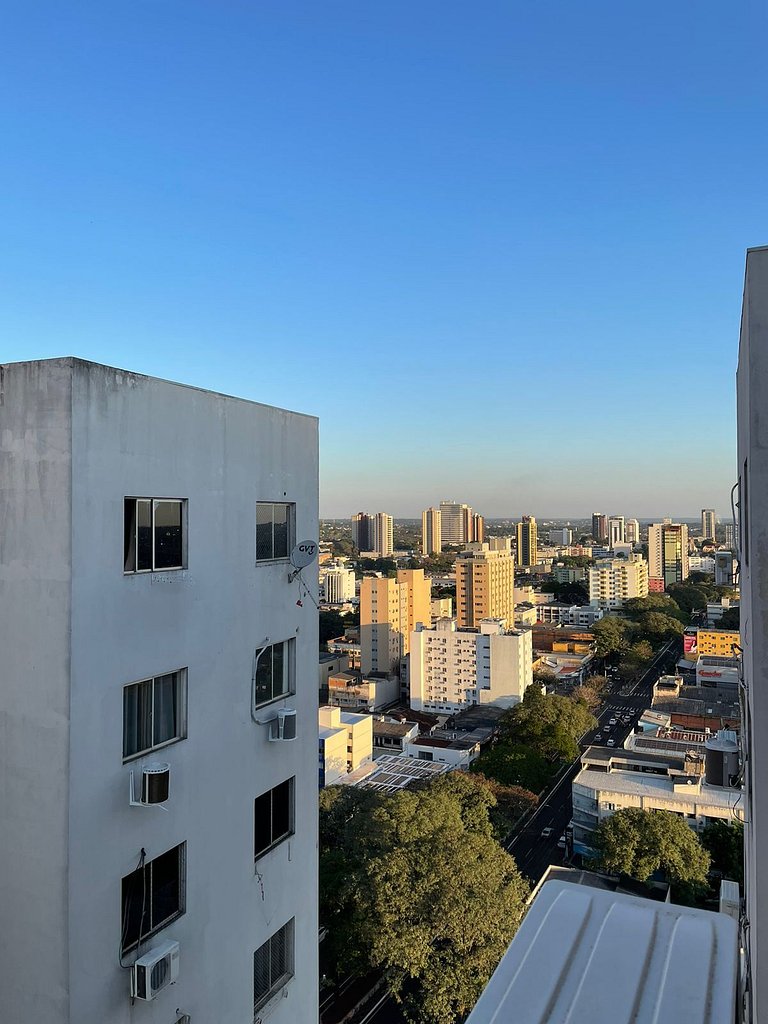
622 714 631 723
603 725 611 732
609 717 618 725
607 738 616 746
557 835 566 848
541 827 553 838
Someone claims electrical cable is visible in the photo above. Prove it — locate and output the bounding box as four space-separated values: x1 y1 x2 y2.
118 847 146 969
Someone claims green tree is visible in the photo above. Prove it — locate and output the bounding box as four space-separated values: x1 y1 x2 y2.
622 640 654 670
591 615 631 658
319 778 530 1024
500 686 596 759
592 808 711 884
718 606 741 630
623 594 684 619
665 583 711 618
634 611 684 644
701 820 744 885
470 743 554 792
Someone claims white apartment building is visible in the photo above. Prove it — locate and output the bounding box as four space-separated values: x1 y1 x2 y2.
410 617 533 713
0 359 319 1024
321 564 356 603
439 500 474 545
588 554 649 610
625 518 640 545
548 527 572 545
607 515 625 547
318 706 373 787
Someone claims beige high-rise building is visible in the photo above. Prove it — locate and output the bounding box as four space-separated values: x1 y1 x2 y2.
472 513 484 543
372 512 393 557
359 569 431 675
439 501 474 545
701 508 717 541
588 554 649 610
422 507 442 555
648 521 689 590
625 518 640 546
515 516 538 568
455 543 515 628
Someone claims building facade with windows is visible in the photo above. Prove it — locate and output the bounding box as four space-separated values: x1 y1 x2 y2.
421 506 442 555
588 554 649 610
409 617 533 713
318 706 373 787
591 512 608 542
439 500 475 545
359 569 431 676
648 520 690 590
701 508 717 540
0 359 319 1024
516 515 538 567
455 543 516 628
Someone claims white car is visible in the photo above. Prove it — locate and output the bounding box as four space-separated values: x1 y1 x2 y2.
607 738 616 746
541 827 553 838
609 717 618 725
557 834 566 848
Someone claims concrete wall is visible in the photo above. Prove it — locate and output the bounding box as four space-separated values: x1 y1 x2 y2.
1 359 319 1024
738 246 768 1024
0 359 73 1020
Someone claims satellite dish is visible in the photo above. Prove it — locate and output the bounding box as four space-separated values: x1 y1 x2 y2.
290 540 318 570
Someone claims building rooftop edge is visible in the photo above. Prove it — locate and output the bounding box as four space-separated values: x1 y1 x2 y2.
0 356 319 423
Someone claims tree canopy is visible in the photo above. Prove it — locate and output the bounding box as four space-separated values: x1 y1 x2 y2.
319 775 530 1024
701 820 744 885
591 808 711 884
591 615 631 658
500 686 597 760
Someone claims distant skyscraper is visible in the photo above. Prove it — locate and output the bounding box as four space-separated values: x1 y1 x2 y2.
439 501 474 545
421 507 442 555
371 512 393 557
625 518 640 546
352 511 393 556
592 513 608 542
351 512 374 552
608 515 625 548
455 544 515 628
472 513 485 543
516 516 538 568
724 522 735 548
701 508 717 540
648 521 690 589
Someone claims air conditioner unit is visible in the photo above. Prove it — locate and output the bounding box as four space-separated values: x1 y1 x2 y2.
270 707 297 742
129 762 171 807
130 939 179 1000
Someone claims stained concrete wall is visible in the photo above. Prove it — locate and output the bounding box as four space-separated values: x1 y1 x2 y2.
0 359 73 1020
1 358 319 1024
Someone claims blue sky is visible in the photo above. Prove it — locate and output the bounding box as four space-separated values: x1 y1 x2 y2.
1 1 764 519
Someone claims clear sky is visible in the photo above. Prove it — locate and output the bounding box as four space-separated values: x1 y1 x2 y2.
2 1 765 519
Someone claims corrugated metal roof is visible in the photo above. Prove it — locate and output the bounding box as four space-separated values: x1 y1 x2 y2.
466 881 737 1024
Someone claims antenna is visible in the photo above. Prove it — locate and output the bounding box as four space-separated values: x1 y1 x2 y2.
288 540 318 581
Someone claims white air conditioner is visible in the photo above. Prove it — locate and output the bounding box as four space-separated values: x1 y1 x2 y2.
129 762 171 807
269 707 297 742
130 939 179 1000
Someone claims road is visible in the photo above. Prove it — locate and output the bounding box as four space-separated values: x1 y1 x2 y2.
507 638 678 883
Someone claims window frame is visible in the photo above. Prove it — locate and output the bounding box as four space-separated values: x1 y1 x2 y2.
124 496 187 574
253 639 295 711
120 843 187 955
253 919 295 1016
254 777 295 861
255 501 295 563
122 669 188 763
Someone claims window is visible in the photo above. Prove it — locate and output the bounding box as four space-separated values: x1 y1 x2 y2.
256 502 294 561
254 919 294 1016
123 670 187 761
121 844 186 954
254 778 294 859
253 640 294 708
124 498 185 572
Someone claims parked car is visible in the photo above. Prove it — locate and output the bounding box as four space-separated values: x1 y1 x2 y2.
557 834 566 848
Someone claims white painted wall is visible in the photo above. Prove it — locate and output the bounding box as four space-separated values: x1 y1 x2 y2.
0 358 319 1024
